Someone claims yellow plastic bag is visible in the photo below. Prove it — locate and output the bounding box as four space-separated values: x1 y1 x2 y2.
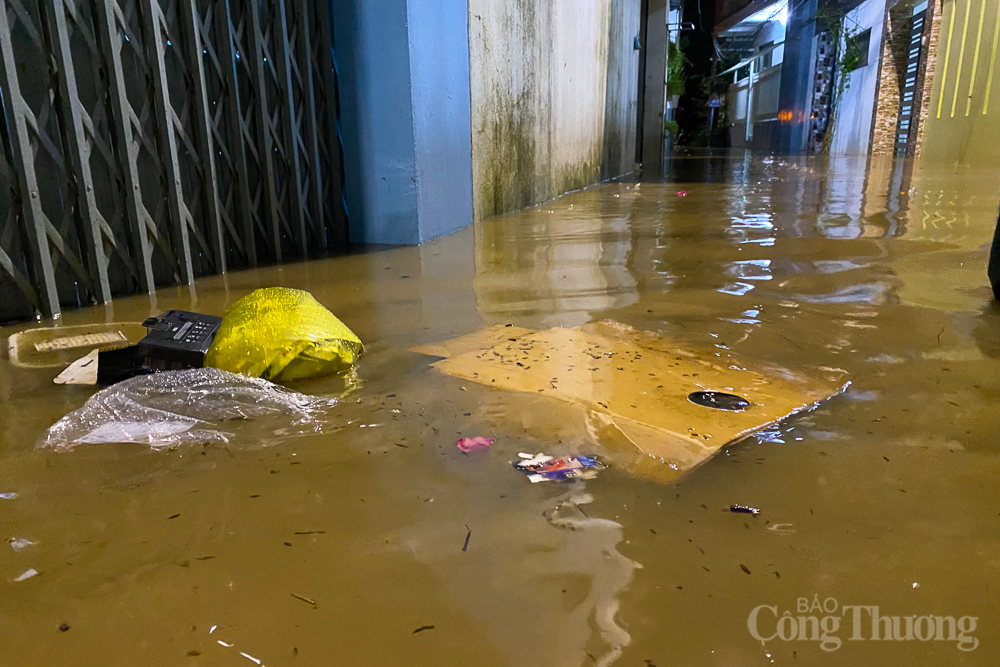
206 287 363 382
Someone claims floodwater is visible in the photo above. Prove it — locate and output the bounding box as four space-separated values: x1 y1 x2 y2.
1 155 998 666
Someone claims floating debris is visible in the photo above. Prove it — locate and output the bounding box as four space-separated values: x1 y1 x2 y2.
512 453 602 483
456 436 493 453
0 492 17 500
13 568 39 582
766 523 795 534
414 321 847 484
290 593 317 607
412 625 435 634
9 538 37 552
730 505 760 515
462 525 471 552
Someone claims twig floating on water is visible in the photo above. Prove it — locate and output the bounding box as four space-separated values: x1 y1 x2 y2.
412 625 435 634
462 525 471 552
291 593 317 607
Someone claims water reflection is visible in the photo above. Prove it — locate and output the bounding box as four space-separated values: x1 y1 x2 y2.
1 153 997 667
475 190 640 328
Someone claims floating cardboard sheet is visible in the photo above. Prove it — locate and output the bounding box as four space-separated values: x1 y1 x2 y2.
410 325 536 359
414 321 847 482
7 323 147 369
54 350 100 385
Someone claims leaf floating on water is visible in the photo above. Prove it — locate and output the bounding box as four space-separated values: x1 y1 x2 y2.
740 564 752 575
13 568 39 582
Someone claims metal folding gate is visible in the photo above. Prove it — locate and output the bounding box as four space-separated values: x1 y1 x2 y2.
0 0 347 322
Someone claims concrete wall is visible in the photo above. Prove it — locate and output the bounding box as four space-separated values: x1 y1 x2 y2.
776 0 818 152
469 0 641 220
407 0 476 242
601 0 642 180
333 0 474 245
829 0 888 155
920 0 1000 163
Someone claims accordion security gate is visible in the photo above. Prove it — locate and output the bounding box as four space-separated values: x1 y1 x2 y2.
0 0 347 322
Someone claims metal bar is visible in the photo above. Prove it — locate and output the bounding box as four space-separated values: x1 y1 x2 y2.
317 0 347 247
718 41 785 76
178 0 226 273
0 244 42 311
297 0 324 249
985 0 1000 115
248 0 282 260
93 0 155 293
44 0 112 303
273 0 308 255
950 0 972 118
0 4 60 317
217 0 257 266
138 0 193 284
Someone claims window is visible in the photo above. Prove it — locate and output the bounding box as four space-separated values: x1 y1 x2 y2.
759 41 774 68
853 28 872 69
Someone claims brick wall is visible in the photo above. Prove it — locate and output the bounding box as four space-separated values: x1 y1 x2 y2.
914 0 940 157
871 3 912 154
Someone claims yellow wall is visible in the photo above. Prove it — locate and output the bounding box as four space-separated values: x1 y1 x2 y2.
921 0 1000 163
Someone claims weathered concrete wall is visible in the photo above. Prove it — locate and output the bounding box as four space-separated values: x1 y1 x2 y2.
469 0 640 219
602 0 642 180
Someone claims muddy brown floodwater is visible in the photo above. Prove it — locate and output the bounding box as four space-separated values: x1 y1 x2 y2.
1 155 998 666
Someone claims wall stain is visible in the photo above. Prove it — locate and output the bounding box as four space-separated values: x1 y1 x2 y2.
470 0 636 220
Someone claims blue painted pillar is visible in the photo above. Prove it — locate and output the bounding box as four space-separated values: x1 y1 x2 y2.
332 0 474 245
776 0 818 154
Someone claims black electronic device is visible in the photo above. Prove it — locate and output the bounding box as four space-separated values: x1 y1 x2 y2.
138 310 223 368
96 310 222 385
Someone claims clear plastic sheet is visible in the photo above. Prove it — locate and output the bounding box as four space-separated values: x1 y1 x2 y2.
38 368 337 451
